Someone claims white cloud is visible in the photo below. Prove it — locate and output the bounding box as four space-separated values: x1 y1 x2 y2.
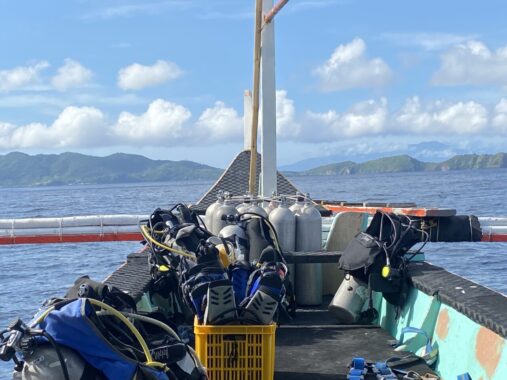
433 40 507 86
0 94 69 109
118 60 183 90
1 95 504 151
395 97 488 134
195 101 243 141
113 99 191 142
434 101 488 133
276 90 301 139
83 1 193 20
0 93 145 112
492 98 507 134
51 59 93 91
0 106 107 149
306 97 492 141
194 91 301 143
313 38 392 91
394 97 432 133
0 61 49 92
381 32 475 51
0 100 192 149
338 98 388 136
307 98 388 139
0 122 17 142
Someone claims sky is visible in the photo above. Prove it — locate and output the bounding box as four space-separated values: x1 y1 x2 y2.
1 0 507 168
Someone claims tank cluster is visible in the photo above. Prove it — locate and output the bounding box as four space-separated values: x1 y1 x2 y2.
204 191 323 306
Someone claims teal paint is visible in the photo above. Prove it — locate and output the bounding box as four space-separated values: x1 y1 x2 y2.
136 292 155 313
376 287 507 379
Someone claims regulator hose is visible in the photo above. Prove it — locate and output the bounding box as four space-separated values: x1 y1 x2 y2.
87 299 167 370
140 224 196 260
97 311 206 374
41 330 70 380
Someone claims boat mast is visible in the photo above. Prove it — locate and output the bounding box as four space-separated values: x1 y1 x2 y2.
248 0 263 195
248 0 288 197
243 90 253 150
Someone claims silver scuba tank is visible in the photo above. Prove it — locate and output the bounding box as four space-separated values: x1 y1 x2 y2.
236 194 252 214
289 192 304 213
212 193 238 235
245 200 268 219
268 197 296 284
263 191 278 215
18 345 88 380
205 191 224 233
237 196 268 219
328 275 369 323
289 193 305 298
294 196 323 306
263 199 277 216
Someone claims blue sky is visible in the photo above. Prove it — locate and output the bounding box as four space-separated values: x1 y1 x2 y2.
1 0 507 167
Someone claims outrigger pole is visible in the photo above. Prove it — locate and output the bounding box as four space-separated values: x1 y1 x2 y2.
248 0 289 196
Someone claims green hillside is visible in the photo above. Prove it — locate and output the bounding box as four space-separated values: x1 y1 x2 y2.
302 153 507 176
2 151 505 187
0 152 222 187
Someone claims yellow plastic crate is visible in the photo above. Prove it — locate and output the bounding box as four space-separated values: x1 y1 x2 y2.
194 319 276 380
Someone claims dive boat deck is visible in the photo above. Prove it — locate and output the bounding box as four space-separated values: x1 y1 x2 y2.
104 251 438 379
275 301 434 379
103 247 507 379
105 250 507 342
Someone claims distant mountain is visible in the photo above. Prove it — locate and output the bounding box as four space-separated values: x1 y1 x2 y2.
299 153 507 176
280 140 467 171
0 152 222 187
2 151 504 187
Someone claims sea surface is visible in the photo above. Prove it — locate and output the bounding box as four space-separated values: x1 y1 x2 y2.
1 169 506 377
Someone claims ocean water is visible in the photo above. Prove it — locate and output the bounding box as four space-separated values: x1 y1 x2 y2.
1 169 506 376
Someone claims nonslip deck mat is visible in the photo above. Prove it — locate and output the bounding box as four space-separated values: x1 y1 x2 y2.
191 150 300 213
275 299 434 379
103 250 151 301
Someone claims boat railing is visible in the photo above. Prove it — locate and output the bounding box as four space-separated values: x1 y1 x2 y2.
1 213 506 245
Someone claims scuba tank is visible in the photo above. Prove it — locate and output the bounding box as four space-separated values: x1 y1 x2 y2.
205 191 224 234
263 191 278 215
237 195 268 219
212 192 238 235
236 193 252 214
294 195 323 306
268 197 296 284
289 192 304 213
263 199 277 216
328 275 369 323
218 224 249 261
15 345 96 380
244 199 268 219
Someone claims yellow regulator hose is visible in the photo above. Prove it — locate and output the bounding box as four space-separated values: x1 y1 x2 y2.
87 299 167 370
140 225 196 260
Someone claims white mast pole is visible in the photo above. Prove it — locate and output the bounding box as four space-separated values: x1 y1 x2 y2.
243 90 253 150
